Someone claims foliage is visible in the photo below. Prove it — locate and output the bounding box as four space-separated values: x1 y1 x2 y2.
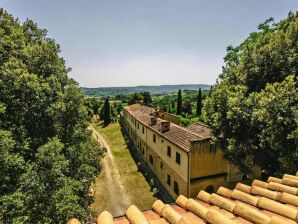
179 117 192 127
181 100 192 114
176 89 182 115
196 88 202 116
103 98 111 125
113 102 123 114
0 9 102 224
204 12 298 176
126 92 152 106
128 92 143 105
88 98 102 115
142 92 152 106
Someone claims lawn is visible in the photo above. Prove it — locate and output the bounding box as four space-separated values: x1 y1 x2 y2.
91 122 156 215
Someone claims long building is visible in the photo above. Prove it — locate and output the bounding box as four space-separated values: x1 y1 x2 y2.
120 103 243 199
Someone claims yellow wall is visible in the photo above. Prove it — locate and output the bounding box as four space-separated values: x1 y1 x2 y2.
157 112 180 125
189 140 228 179
146 145 188 199
189 175 227 198
146 128 188 181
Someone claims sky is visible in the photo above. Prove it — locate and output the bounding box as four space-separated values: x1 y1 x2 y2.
1 1 297 87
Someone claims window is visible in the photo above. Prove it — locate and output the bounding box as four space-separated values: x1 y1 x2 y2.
176 152 181 165
167 146 171 157
167 174 171 186
137 123 139 129
142 126 145 134
149 155 153 164
160 162 163 169
174 181 179 195
153 134 156 143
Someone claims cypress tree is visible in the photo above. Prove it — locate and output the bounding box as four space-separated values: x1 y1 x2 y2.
177 89 182 115
196 88 202 116
103 98 111 125
209 85 212 97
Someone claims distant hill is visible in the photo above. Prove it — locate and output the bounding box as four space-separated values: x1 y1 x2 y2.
81 84 211 96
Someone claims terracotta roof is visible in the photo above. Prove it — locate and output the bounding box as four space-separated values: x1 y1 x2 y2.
123 104 211 152
186 123 212 139
68 171 298 224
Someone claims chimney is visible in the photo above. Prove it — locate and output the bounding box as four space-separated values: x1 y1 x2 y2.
150 116 157 126
161 121 170 133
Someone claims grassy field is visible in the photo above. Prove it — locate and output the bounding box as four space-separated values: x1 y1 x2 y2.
91 123 156 216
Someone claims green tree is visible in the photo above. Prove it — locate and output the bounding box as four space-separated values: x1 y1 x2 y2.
176 89 182 115
181 100 192 115
204 12 298 176
171 100 175 109
113 102 123 114
0 9 102 224
208 86 212 97
142 92 152 106
90 98 101 115
128 92 143 105
196 88 202 116
103 98 111 125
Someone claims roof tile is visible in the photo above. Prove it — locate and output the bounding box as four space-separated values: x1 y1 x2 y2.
124 104 211 151
75 171 298 224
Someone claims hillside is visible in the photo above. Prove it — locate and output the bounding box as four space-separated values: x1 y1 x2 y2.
81 84 211 96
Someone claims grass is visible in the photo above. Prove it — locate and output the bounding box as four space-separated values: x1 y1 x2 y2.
91 122 156 215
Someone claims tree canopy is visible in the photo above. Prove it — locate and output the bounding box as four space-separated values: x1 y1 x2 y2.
204 12 298 177
0 9 102 224
196 88 202 116
176 89 182 115
103 98 111 125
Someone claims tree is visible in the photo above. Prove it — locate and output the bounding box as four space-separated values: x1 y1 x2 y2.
90 98 101 115
103 98 111 125
196 88 202 116
176 90 182 115
0 9 102 224
204 12 298 176
142 92 152 106
181 100 192 114
113 102 123 114
128 92 143 105
171 100 175 109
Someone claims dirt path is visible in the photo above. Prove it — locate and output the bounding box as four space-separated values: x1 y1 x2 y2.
91 126 132 217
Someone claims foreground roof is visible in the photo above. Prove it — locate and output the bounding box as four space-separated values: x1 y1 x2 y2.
123 104 212 152
68 171 298 224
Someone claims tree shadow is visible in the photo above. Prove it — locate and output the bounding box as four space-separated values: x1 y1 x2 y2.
96 121 109 128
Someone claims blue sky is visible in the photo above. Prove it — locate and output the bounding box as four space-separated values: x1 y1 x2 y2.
1 1 297 87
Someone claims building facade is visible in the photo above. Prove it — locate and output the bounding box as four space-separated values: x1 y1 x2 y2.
120 104 241 199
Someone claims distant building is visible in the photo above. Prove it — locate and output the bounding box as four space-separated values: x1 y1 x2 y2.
120 103 243 199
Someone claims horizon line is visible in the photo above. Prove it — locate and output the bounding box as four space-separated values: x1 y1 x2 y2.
80 83 213 89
